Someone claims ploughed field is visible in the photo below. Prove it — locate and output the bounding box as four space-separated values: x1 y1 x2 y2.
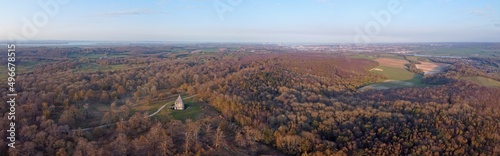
415 62 450 75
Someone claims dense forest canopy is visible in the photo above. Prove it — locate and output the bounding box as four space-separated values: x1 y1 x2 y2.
1 45 500 155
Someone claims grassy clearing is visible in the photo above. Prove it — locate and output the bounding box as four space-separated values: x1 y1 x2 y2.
372 66 416 81
417 47 500 57
462 76 500 87
361 67 427 91
361 74 426 90
108 64 126 70
359 80 412 91
15 61 41 73
1 61 42 80
405 56 419 62
200 48 220 53
0 65 6 80
69 53 129 59
405 56 430 62
134 94 188 112
364 65 428 91
134 93 200 122
151 97 202 122
350 54 376 60
170 101 202 121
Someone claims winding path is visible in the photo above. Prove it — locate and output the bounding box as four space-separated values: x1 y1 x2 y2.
76 94 198 131
148 94 198 117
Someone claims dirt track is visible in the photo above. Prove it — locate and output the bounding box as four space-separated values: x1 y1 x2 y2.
76 94 198 131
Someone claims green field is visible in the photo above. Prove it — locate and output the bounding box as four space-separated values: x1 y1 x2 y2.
462 76 500 87
412 44 500 57
350 53 407 60
200 48 221 53
362 65 427 91
69 53 129 59
150 96 202 122
170 101 202 121
0 61 41 80
425 48 500 57
372 66 417 81
405 56 430 62
350 54 376 60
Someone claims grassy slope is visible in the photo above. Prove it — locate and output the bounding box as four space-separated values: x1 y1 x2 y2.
170 101 202 121
151 97 202 122
74 63 126 73
372 66 416 81
405 56 430 62
69 53 128 59
1 61 41 81
361 64 428 90
353 55 430 90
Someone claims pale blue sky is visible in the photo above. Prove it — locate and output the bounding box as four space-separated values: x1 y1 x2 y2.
1 0 499 43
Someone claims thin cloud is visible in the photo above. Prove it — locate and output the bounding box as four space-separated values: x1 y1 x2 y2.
469 9 488 16
468 7 494 17
99 9 156 17
494 21 500 27
468 7 499 28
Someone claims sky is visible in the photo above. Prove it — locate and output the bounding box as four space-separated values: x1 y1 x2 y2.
1 0 499 43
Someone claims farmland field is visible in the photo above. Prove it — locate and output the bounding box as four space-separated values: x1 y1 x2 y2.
372 66 416 81
362 65 426 91
350 54 376 60
405 56 430 62
374 58 409 68
378 53 406 60
410 43 500 57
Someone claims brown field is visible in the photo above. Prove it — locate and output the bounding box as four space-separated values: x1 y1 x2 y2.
374 58 409 68
415 62 449 75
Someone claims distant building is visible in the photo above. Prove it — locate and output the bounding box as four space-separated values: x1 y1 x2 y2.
174 95 184 110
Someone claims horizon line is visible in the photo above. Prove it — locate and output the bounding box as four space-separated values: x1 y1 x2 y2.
2 40 500 45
